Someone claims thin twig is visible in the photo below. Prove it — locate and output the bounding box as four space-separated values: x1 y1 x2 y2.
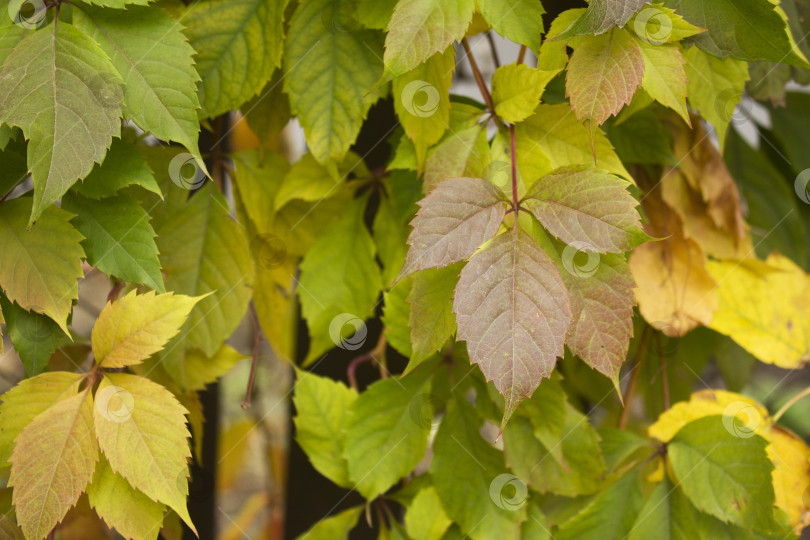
619 324 652 429
241 303 262 409
461 38 499 125
107 281 125 303
516 45 527 65
485 32 501 68
347 334 387 390
773 385 810 423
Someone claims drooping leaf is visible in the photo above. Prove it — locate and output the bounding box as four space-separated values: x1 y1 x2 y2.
491 63 560 124
383 0 475 78
477 0 545 54
0 296 72 377
296 506 362 540
431 394 524 540
92 373 195 532
398 177 508 280
668 415 780 532
0 22 122 224
404 485 453 540
292 369 358 488
86 456 166 540
155 185 254 359
298 196 382 363
74 5 204 163
408 263 461 368
522 168 645 253
0 371 82 466
9 390 97 540
663 0 809 66
183 0 290 118
343 365 434 499
566 29 644 125
62 192 165 292
0 198 84 334
284 0 384 168
91 290 201 368
453 229 571 424
638 41 689 124
72 139 161 199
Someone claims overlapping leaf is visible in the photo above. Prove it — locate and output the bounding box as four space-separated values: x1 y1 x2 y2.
492 63 559 124
554 0 650 39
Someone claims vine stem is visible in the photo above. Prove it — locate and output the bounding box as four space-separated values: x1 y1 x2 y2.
485 32 501 68
773 386 810 423
516 45 527 65
241 303 262 409
619 323 652 429
347 334 387 391
461 38 500 126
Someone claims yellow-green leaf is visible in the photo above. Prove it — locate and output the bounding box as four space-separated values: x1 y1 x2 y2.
91 290 202 368
637 40 690 125
492 63 560 124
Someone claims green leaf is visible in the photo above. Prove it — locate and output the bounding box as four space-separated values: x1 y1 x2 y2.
243 70 291 142
296 506 362 540
519 371 566 464
87 455 165 540
492 63 559 124
556 471 644 540
399 177 507 279
284 0 384 167
299 196 382 363
523 168 644 253
91 290 201 368
0 296 71 377
627 477 679 540
383 0 474 78
554 0 649 38
9 389 97 540
668 415 780 532
73 5 204 163
155 185 254 359
423 124 489 190
373 170 421 285
93 373 195 532
627 4 705 44
405 485 453 540
516 103 631 181
183 0 290 118
62 192 164 292
431 394 524 540
408 263 461 367
343 366 435 499
477 0 545 54
0 22 122 224
0 197 84 334
607 107 676 164
274 152 361 210
393 47 455 165
292 369 358 488
357 0 398 29
638 41 690 124
566 29 644 125
180 344 248 391
0 371 82 466
454 228 571 425
522 501 552 539
72 139 161 199
683 46 749 150
382 278 413 358
0 137 27 198
663 0 809 66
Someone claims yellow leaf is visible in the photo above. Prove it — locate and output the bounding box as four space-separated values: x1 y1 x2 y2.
9 389 97 540
707 253 810 368
92 374 195 533
768 426 810 532
92 290 203 368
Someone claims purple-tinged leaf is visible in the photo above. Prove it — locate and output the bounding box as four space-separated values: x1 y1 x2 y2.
453 228 572 426
522 168 646 253
398 177 508 281
553 0 650 39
